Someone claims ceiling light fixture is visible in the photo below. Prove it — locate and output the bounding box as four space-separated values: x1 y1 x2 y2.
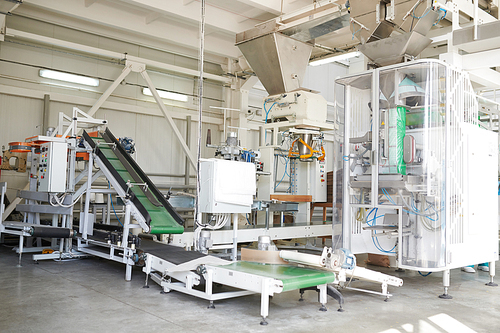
309 51 362 66
39 69 100 87
142 88 188 102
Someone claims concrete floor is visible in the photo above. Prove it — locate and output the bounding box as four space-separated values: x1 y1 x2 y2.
0 245 499 333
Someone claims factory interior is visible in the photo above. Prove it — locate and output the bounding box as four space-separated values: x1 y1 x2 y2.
0 1 499 332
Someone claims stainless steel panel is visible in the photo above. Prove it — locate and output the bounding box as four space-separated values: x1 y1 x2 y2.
235 21 279 45
412 9 439 36
18 190 73 204
237 33 313 95
297 132 314 156
357 31 431 66
168 195 195 209
268 202 299 212
280 12 351 42
16 204 72 215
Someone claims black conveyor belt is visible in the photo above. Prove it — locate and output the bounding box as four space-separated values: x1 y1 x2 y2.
139 238 206 265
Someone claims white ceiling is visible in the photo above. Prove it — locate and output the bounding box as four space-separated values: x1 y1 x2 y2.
16 0 328 64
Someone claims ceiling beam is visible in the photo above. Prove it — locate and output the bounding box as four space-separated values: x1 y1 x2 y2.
463 49 500 71
84 0 97 7
20 0 241 59
235 0 282 15
145 12 161 24
6 28 232 83
119 0 258 34
468 68 500 90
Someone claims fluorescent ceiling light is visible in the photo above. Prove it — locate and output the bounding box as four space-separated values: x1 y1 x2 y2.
309 51 362 66
39 69 99 87
142 88 188 102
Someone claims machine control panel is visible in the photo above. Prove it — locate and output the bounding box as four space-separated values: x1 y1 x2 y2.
38 142 67 193
312 160 327 202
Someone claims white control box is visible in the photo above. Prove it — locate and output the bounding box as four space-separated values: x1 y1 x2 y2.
199 159 256 213
311 159 327 202
38 142 67 193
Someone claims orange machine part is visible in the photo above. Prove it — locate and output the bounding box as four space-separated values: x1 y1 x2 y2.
8 142 32 153
76 152 89 160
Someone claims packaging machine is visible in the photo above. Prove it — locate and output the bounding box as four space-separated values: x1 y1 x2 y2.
335 59 498 297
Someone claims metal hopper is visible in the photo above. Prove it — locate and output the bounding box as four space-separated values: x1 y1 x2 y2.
235 8 350 96
357 30 432 67
236 32 313 96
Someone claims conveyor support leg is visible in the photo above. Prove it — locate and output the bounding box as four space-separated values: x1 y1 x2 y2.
260 279 271 325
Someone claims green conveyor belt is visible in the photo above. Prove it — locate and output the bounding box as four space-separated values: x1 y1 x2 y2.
221 262 335 292
91 137 183 234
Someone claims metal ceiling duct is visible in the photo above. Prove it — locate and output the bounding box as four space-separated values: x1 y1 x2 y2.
236 32 313 95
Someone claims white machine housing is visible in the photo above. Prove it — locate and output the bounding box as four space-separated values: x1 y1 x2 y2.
335 59 499 272
291 159 327 202
38 141 67 193
264 90 327 123
199 158 256 214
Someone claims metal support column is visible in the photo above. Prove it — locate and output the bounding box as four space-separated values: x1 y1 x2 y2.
185 115 191 186
342 85 351 249
232 213 238 261
87 66 132 117
140 69 197 168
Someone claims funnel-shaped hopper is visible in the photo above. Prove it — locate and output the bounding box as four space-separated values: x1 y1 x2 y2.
237 33 313 95
357 31 432 67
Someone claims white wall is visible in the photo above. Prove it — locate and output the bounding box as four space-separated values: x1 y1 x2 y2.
0 16 225 197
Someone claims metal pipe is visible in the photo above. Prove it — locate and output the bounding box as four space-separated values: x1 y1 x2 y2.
232 213 238 261
42 94 50 135
6 28 230 83
259 126 265 147
146 173 196 178
195 0 206 236
342 85 351 249
185 115 191 186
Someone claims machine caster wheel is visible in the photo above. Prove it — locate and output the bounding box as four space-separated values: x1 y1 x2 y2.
260 317 268 325
486 282 498 287
438 294 453 299
319 304 327 312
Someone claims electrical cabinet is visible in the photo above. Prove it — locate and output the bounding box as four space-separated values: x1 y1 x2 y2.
38 142 67 193
199 158 256 214
311 159 327 202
